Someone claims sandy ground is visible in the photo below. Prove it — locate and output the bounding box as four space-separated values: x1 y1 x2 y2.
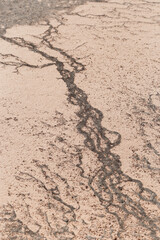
0 0 160 239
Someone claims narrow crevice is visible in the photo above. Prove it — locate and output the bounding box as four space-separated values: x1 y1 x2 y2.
0 21 160 239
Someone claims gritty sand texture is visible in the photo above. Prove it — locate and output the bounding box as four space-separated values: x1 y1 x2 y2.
0 0 160 239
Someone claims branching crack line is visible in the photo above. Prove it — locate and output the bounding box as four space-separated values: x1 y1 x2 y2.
0 20 160 239
0 52 55 73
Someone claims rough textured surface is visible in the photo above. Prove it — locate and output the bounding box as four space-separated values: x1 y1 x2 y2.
0 0 105 35
0 0 160 239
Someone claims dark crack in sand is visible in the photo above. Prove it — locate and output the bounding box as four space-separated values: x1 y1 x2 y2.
0 1 160 239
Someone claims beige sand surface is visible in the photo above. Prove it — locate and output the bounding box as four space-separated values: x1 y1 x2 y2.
0 1 160 239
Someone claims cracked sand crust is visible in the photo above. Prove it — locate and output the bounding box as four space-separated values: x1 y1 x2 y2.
0 1 160 239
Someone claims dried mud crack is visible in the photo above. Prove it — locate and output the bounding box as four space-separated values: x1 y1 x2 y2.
0 2 160 239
